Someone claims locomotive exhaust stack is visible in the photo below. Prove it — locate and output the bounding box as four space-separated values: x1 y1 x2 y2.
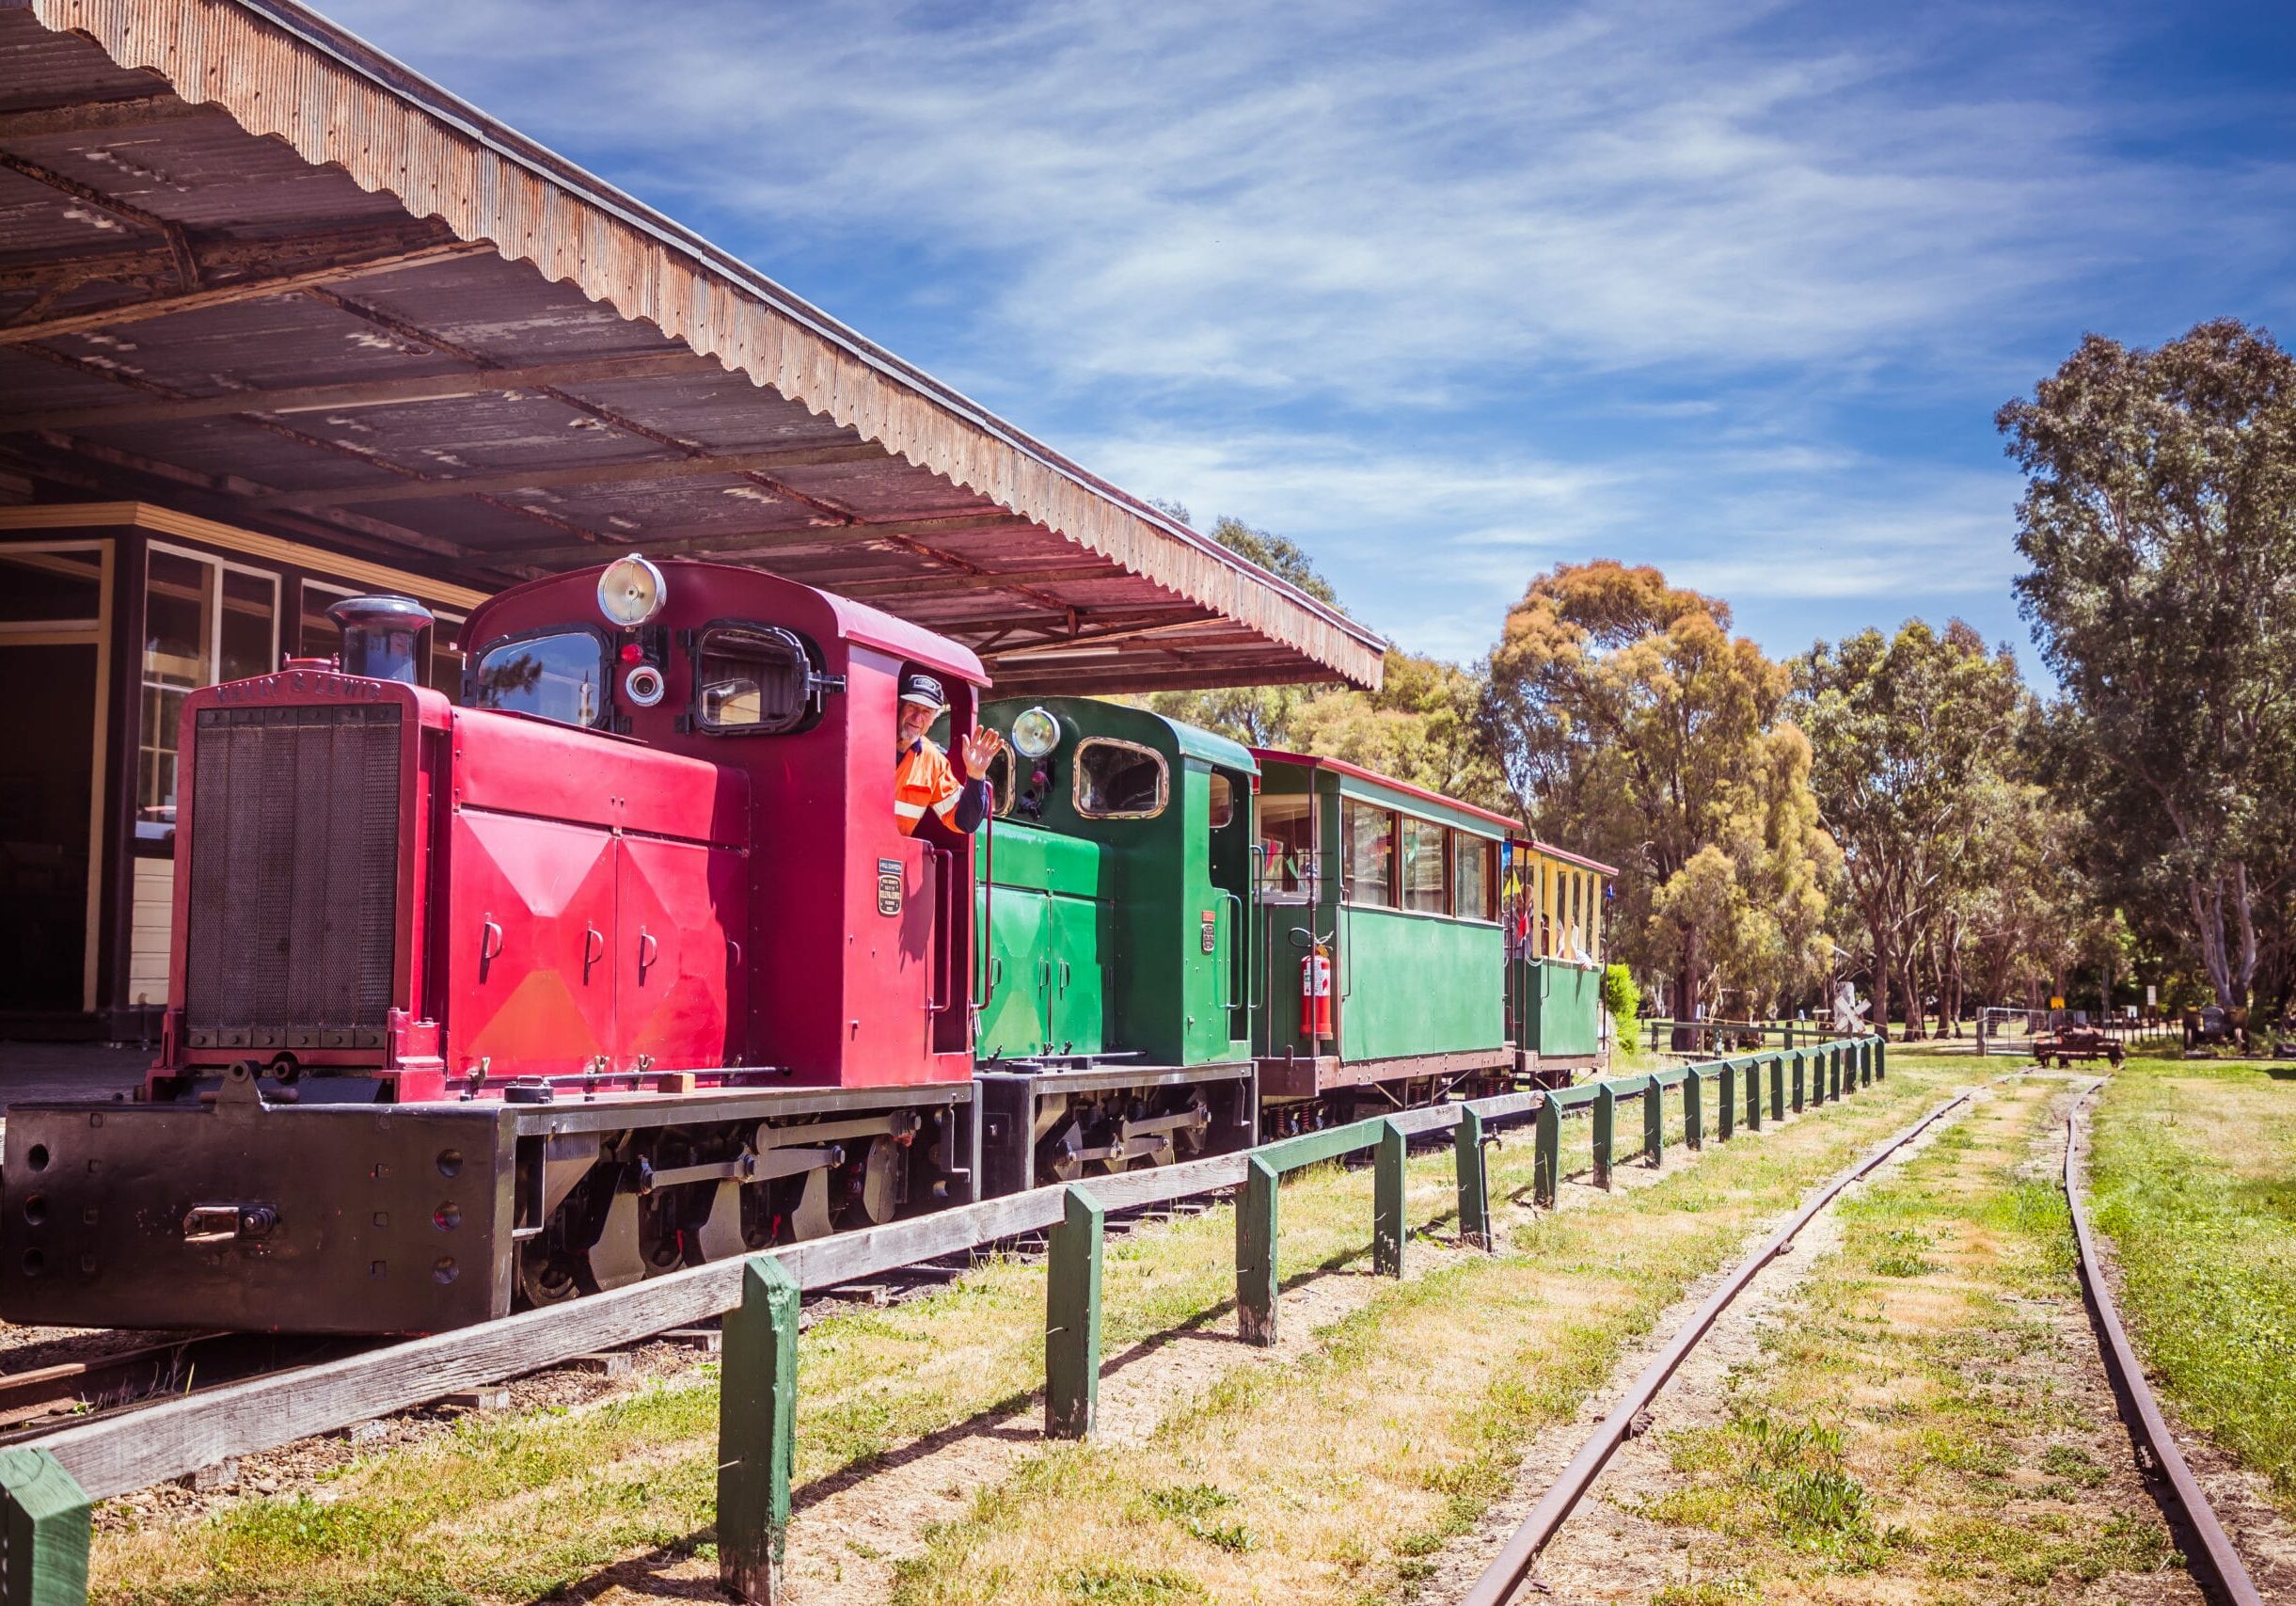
325 594 435 685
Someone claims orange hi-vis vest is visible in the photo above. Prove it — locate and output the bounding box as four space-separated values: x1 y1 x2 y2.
895 739 962 835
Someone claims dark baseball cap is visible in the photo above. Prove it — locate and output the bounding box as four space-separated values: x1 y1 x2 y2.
899 670 948 710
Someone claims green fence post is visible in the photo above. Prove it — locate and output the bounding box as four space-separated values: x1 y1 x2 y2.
1769 1056 1785 1122
1534 1097 1560 1208
719 1254 800 1604
1792 1051 1805 1113
1718 1061 1736 1141
1591 1084 1615 1189
1046 1184 1105 1439
1783 1021 1795 1051
1746 1057 1764 1132
1454 1105 1492 1249
1374 1120 1408 1277
0 1448 90 1606
1643 1077 1664 1167
1684 1069 1704 1149
1873 1036 1885 1083
1238 1154 1280 1346
1831 1046 1845 1101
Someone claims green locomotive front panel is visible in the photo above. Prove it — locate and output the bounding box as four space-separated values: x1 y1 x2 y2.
967 699 1259 1190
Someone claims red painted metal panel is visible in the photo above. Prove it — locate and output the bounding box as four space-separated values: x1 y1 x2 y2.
616 833 747 1069
445 810 618 1076
451 708 746 847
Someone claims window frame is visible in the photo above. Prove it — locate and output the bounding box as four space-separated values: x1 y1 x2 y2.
689 619 828 737
1398 813 1450 914
1340 799 1396 908
1454 832 1498 923
1207 771 1237 831
1071 736 1169 820
466 622 611 730
140 541 280 845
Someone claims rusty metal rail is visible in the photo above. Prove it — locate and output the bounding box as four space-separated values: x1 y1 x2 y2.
2065 1087 2265 1606
1459 1080 1981 1606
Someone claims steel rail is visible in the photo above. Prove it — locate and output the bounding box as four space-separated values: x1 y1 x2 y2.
1458 1081 1986 1606
2064 1087 2265 1606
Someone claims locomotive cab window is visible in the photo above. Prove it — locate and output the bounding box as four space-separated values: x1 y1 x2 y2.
982 746 1015 816
693 624 814 734
1208 772 1236 830
470 629 606 727
1074 738 1167 819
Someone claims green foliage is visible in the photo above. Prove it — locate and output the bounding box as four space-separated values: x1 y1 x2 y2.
1483 560 1836 1016
2001 319 2296 1008
1601 962 1640 1034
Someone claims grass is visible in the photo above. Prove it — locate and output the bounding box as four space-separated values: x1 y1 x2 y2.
1630 1076 2187 1603
2087 1054 2296 1510
884 1057 1963 1604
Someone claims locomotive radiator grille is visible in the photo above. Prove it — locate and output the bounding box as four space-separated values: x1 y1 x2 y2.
184 704 403 1052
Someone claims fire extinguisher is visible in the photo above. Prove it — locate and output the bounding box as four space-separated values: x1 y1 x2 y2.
1300 943 1333 1039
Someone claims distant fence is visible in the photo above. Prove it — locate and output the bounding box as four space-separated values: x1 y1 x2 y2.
1640 1017 1864 1057
0 1037 1884 1605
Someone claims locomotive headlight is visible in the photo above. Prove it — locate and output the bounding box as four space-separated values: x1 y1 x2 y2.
596 553 666 627
1010 706 1060 759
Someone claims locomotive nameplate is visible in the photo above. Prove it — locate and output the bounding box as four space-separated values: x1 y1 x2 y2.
1200 910 1217 953
878 858 903 916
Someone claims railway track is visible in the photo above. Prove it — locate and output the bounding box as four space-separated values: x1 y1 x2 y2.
1457 1070 2272 1606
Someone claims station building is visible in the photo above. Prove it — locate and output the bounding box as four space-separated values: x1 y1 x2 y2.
0 0 1382 1042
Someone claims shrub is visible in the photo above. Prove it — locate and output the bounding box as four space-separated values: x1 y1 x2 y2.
1602 963 1641 1035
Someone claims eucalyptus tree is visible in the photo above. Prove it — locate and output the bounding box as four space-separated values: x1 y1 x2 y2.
1483 560 1834 1022
2001 319 2296 1010
1796 620 2026 1037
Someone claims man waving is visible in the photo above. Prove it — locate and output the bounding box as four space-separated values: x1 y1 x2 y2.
894 670 1005 836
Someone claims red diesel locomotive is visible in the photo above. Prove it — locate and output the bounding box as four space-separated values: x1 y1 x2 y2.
3 558 1000 1333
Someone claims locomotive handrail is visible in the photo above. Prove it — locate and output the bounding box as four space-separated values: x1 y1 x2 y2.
0 1037 1886 1603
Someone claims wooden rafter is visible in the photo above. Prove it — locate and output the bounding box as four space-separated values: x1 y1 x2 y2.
0 93 219 140
254 442 893 509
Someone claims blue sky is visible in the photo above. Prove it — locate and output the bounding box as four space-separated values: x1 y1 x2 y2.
319 0 2296 676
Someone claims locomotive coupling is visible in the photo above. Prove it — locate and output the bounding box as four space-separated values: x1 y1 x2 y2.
182 1203 279 1245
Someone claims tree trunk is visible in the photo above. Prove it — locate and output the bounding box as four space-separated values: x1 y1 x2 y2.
1872 930 1893 1042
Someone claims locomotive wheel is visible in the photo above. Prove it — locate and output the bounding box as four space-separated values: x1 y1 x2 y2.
517 1240 583 1307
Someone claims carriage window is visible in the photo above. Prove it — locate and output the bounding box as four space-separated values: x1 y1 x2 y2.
1074 739 1167 819
471 630 604 726
1456 835 1495 921
1341 801 1393 906
694 625 812 734
1258 794 1315 901
1400 816 1448 914
1208 773 1236 830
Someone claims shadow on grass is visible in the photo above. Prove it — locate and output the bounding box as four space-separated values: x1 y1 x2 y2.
522 1233 1406 1604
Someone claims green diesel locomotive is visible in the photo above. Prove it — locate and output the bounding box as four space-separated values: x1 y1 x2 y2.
967 698 1615 1186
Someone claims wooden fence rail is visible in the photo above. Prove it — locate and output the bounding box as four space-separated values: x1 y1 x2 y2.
0 1040 1881 1605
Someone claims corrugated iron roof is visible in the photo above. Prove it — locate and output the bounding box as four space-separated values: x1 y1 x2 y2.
0 0 1385 692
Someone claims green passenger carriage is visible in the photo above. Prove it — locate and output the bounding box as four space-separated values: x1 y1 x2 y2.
961 698 1617 1181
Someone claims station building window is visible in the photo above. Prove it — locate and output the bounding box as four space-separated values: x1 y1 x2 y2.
1341 800 1393 906
1074 738 1167 819
0 546 103 625
138 546 277 843
1400 815 1448 914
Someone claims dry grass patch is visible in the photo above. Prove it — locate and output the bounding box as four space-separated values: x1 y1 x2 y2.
889 1063 1967 1605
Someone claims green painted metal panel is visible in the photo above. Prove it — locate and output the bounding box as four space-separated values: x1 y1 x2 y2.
1337 906 1505 1061
1514 958 1605 1057
1046 893 1106 1057
977 698 1254 1069
974 884 1050 1059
